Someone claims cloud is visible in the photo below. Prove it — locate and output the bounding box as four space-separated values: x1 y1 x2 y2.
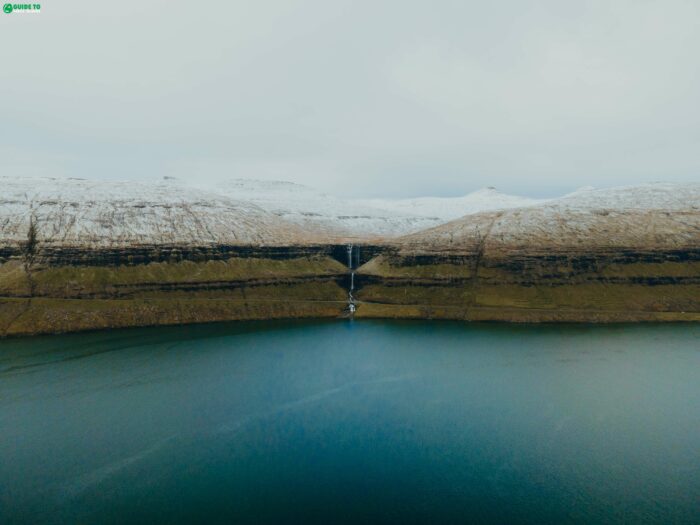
1 0 698 197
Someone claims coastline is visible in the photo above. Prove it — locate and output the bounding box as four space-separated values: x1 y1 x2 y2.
1 243 698 337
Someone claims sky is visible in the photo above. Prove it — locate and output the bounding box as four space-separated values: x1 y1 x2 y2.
1 0 698 198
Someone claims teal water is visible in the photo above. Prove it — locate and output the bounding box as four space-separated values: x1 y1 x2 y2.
1 320 699 524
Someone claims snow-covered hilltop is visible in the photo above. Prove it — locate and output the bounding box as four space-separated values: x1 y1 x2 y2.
204 179 441 239
400 183 700 254
0 177 310 248
201 179 542 239
0 177 698 250
357 187 545 221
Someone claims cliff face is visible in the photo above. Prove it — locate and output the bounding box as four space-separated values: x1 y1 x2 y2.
0 179 698 336
0 250 351 337
0 178 352 336
353 184 700 322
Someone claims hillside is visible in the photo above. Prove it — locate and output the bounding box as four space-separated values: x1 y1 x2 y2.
355 183 700 323
0 179 698 335
206 179 543 239
0 176 312 249
398 183 700 254
206 179 442 239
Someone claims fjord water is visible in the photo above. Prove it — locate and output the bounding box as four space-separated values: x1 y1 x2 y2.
1 321 698 524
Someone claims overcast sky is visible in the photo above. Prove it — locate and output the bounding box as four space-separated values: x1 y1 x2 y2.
1 0 698 198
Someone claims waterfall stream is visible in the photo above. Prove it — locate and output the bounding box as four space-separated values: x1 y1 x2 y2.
347 244 356 315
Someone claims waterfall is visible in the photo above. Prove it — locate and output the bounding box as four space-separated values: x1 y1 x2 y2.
347 244 356 315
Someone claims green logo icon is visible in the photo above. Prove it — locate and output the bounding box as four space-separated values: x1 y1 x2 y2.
3 4 12 14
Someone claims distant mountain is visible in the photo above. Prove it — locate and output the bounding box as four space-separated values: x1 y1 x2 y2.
204 178 442 240
357 187 545 221
206 179 543 239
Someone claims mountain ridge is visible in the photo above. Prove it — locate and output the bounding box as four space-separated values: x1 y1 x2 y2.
0 176 698 335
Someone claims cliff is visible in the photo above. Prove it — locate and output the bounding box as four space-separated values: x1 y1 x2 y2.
354 184 700 322
0 177 353 336
0 178 698 336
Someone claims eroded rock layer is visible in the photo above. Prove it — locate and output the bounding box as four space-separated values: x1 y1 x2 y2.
0 247 353 336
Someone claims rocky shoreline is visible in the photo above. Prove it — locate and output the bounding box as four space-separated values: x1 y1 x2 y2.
0 242 698 336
